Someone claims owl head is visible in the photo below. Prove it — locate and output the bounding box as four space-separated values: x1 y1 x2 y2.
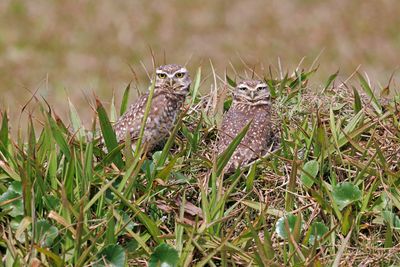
154 64 191 95
233 79 270 106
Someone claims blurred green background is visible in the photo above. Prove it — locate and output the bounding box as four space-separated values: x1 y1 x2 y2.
1 0 399 124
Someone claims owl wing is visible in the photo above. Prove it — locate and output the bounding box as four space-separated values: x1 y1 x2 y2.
113 94 148 143
217 107 250 154
241 110 271 155
219 106 271 172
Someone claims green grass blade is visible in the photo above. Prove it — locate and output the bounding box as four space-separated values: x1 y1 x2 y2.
226 74 236 87
97 143 124 169
352 86 362 113
357 72 382 114
47 113 71 161
324 70 339 91
120 83 131 116
216 121 251 176
133 76 156 158
110 93 118 123
191 67 202 104
108 185 163 244
155 108 187 170
68 98 85 141
0 111 9 151
96 98 124 169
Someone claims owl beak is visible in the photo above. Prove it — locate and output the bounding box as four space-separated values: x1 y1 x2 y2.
168 78 175 87
250 91 255 99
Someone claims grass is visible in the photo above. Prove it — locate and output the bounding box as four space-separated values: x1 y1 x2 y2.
0 62 400 266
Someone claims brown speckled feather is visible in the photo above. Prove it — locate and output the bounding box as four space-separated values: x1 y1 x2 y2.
218 104 271 172
217 79 272 173
113 87 186 150
101 64 191 153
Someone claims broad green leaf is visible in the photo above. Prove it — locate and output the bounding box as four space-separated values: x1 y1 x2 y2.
149 243 179 267
275 214 303 239
308 222 329 245
34 220 59 247
300 160 319 188
0 181 23 217
332 182 362 211
94 244 126 267
382 211 400 230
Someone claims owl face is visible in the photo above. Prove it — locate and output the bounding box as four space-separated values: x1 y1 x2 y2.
155 64 191 95
233 80 270 106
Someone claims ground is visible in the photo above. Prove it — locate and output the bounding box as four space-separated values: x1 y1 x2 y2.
0 64 399 266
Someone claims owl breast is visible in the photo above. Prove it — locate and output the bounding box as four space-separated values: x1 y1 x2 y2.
141 93 185 149
218 103 271 172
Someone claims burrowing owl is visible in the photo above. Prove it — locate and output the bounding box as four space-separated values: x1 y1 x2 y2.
111 64 191 152
217 79 272 173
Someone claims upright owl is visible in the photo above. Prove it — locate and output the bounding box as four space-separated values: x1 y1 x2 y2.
217 79 272 173
111 64 191 152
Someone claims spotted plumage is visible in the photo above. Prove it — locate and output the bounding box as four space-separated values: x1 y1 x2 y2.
111 64 191 151
217 79 272 173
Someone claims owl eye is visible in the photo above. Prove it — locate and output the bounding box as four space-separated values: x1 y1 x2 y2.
175 72 185 78
238 86 247 91
257 86 267 91
157 73 167 79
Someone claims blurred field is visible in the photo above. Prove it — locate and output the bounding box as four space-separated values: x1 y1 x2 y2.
1 0 400 125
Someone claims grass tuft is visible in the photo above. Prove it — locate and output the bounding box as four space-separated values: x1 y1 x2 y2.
0 63 399 266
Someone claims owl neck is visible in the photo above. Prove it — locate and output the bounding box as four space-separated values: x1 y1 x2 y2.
153 87 186 103
233 101 270 111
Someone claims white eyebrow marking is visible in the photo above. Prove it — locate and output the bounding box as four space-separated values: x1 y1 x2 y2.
156 70 166 74
256 83 268 88
237 85 250 90
172 68 187 76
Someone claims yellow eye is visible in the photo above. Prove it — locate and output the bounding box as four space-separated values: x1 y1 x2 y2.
157 73 167 79
175 72 185 78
